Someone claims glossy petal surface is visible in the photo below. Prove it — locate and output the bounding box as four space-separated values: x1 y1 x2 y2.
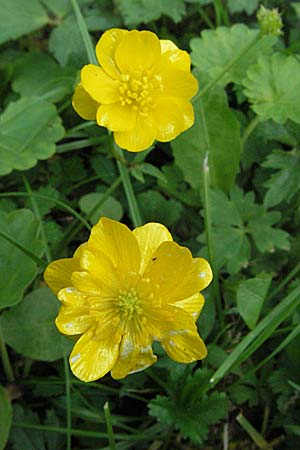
72 84 99 120
72 29 198 152
45 217 211 381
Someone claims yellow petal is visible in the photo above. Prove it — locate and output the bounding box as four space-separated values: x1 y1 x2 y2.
114 114 156 152
115 30 161 74
88 217 141 274
144 241 193 299
44 258 80 295
97 103 137 132
166 257 213 303
133 223 173 274
79 245 120 291
72 83 99 120
159 68 198 101
111 333 157 379
162 330 207 363
69 326 120 382
175 293 205 321
81 64 120 104
153 98 185 142
96 28 129 79
160 40 191 72
71 271 112 296
55 304 94 335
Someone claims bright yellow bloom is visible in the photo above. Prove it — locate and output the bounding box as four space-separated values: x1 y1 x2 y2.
72 28 198 152
44 218 212 381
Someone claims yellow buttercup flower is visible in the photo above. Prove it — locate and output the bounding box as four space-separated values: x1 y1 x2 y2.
72 28 198 152
44 218 212 381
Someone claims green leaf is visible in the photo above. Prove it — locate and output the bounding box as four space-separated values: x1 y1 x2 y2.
243 54 300 124
229 383 259 406
0 98 64 176
12 52 74 102
237 274 272 329
79 192 124 224
116 0 186 26
137 190 182 227
149 391 228 445
227 0 259 15
0 0 48 44
0 209 45 309
25 186 60 218
49 14 88 66
0 385 12 450
0 287 72 361
172 83 241 193
262 149 300 208
198 186 290 274
190 24 275 86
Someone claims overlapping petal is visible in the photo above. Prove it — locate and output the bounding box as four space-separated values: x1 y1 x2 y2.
72 84 99 120
97 103 137 131
160 40 191 72
133 222 173 274
45 218 211 382
88 217 141 274
111 333 157 379
81 65 120 104
114 115 157 152
96 28 129 79
69 325 120 382
115 30 161 73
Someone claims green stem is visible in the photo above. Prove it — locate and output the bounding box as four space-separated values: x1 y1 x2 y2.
113 143 143 228
202 156 223 323
13 422 160 441
0 325 15 382
194 33 262 100
104 402 116 450
268 260 300 302
0 230 47 269
241 115 261 147
71 0 98 65
53 176 122 255
0 192 91 231
236 413 272 450
64 357 72 450
209 284 300 390
198 6 214 29
71 0 142 228
22 175 51 263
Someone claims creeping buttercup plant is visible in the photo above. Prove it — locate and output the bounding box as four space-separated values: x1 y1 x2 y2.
1 1 300 450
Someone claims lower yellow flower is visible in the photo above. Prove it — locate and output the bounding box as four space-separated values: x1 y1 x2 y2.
44 218 212 381
72 28 198 152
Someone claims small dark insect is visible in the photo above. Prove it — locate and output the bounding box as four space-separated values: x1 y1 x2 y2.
152 257 157 261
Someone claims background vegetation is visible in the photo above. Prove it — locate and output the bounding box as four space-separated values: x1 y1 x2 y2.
0 0 300 449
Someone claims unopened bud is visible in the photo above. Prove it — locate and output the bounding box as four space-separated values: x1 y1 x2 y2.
257 5 283 36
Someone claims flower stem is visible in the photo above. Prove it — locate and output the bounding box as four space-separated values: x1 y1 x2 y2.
104 402 116 450
22 174 51 263
195 33 262 100
64 356 72 450
71 0 97 65
241 115 261 147
0 325 15 382
113 143 143 228
203 154 223 326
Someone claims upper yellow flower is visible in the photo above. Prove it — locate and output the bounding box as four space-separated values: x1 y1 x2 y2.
44 218 212 381
72 28 198 152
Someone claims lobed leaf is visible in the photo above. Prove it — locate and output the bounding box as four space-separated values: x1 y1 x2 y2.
191 24 275 86
243 53 300 124
172 82 241 193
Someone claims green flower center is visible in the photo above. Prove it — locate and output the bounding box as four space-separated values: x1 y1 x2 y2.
118 71 163 114
117 287 142 320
